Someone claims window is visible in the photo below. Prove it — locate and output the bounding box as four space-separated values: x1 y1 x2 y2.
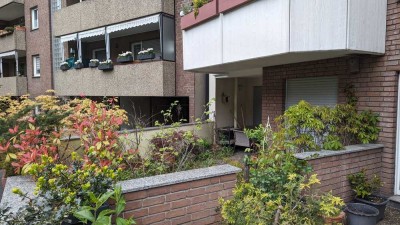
33 56 41 77
285 76 338 109
31 8 39 30
92 48 106 61
131 42 142 60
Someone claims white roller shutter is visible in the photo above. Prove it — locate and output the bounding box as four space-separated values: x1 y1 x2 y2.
285 76 338 109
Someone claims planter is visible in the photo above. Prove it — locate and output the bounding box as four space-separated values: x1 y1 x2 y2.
117 55 133 63
89 61 99 68
355 195 389 221
98 63 114 71
324 211 345 225
60 64 70 71
138 53 155 61
181 0 218 30
218 0 252 13
15 26 26 31
346 203 379 225
74 62 84 69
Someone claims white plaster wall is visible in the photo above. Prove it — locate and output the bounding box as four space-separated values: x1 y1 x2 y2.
215 78 235 128
222 0 290 63
183 17 222 70
290 0 347 52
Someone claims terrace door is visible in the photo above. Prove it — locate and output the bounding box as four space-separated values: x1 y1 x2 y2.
253 86 262 126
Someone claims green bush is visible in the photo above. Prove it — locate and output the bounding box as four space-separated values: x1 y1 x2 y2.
348 169 383 199
277 100 380 152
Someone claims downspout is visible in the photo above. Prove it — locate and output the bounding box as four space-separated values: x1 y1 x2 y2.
395 71 400 195
49 0 55 93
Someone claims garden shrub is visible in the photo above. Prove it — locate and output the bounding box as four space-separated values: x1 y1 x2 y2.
221 123 345 225
277 100 380 152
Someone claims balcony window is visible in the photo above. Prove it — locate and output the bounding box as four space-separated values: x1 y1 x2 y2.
31 8 39 30
0 51 25 78
56 14 176 70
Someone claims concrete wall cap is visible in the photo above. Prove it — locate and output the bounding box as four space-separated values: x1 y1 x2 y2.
294 144 384 160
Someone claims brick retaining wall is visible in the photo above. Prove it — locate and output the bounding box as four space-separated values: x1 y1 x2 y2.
119 165 241 225
295 144 384 202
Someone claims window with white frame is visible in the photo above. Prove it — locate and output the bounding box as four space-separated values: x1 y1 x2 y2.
33 56 41 77
31 7 39 30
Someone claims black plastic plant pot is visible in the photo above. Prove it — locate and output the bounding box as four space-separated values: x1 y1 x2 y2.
98 63 114 71
60 64 70 71
116 55 133 63
89 62 99 68
138 53 155 60
346 203 379 225
355 195 389 221
74 63 84 69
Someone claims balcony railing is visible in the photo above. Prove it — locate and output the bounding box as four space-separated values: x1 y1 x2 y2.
0 76 27 96
53 0 174 37
0 29 25 54
54 61 175 97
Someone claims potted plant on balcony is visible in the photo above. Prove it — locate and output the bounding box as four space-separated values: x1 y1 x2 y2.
98 60 113 71
4 27 14 34
138 48 155 61
117 51 133 63
14 25 26 31
74 60 84 69
89 59 99 68
60 62 70 71
348 169 389 222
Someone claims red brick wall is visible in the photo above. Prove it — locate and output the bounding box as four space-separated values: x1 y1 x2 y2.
25 0 53 97
303 147 383 202
121 174 237 225
262 1 400 196
175 0 199 120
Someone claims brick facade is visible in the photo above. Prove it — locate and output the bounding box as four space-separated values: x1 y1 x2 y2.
25 0 53 97
302 147 383 202
263 0 400 196
175 0 198 120
121 173 237 225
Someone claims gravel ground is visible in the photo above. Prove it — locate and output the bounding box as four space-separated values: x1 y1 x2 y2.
378 207 400 225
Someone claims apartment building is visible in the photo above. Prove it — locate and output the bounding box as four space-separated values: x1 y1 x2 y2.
0 0 27 96
0 0 206 128
181 0 400 197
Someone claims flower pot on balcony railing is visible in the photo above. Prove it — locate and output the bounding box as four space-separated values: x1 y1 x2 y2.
181 0 218 30
74 60 84 69
98 60 114 71
138 48 155 61
117 51 134 63
60 62 70 71
89 59 99 68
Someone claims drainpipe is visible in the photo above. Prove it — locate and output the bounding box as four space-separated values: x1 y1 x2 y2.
395 71 400 195
0 58 3 78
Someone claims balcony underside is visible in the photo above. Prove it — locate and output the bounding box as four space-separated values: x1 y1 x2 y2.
0 0 24 21
54 61 175 97
183 0 387 73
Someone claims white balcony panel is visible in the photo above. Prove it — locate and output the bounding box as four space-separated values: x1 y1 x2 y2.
223 0 289 63
183 17 223 70
289 0 348 52
182 0 387 73
347 0 387 54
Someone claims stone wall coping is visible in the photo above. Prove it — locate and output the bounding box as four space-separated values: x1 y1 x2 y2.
0 165 241 212
119 164 241 193
294 144 384 160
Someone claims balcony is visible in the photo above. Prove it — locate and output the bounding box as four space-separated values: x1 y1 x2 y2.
53 0 174 37
0 76 27 96
181 0 387 73
0 0 24 21
0 29 25 54
54 61 175 97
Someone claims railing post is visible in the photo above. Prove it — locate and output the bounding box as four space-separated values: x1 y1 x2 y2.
15 51 19 76
0 58 2 78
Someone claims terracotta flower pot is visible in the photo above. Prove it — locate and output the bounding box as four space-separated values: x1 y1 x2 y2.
324 211 345 225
